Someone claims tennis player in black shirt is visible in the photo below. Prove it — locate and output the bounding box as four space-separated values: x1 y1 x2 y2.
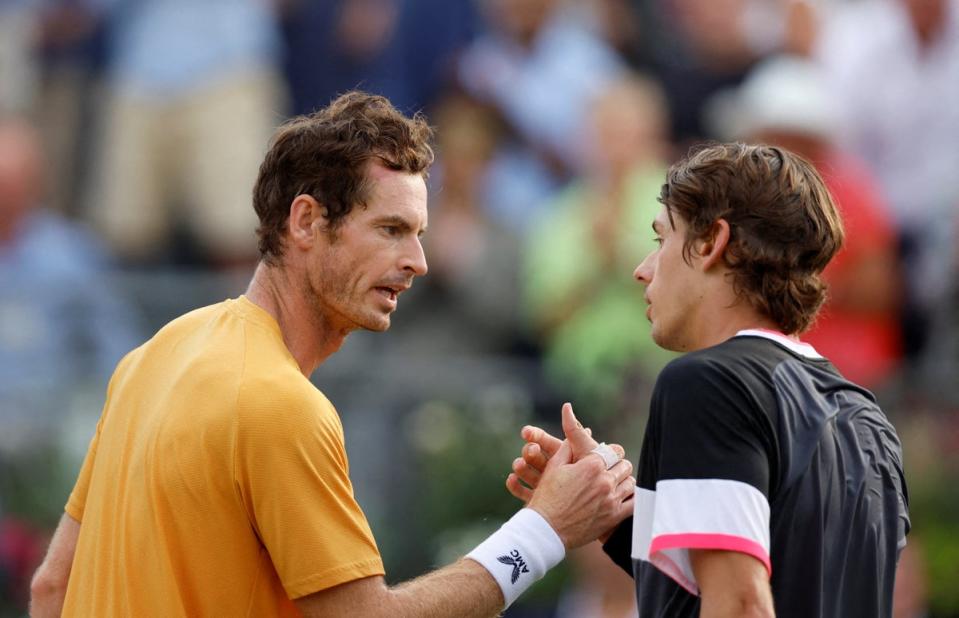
508 143 909 618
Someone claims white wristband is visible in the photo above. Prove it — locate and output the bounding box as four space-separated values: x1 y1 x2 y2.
466 508 566 608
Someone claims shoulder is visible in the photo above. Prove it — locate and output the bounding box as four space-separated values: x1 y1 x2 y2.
655 339 772 390
126 302 248 383
146 302 235 345
237 369 342 443
651 339 787 426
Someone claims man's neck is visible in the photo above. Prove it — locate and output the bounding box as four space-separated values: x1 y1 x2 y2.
687 294 783 352
245 261 350 377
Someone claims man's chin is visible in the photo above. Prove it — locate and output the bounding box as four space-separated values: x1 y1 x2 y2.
650 327 676 352
363 314 391 332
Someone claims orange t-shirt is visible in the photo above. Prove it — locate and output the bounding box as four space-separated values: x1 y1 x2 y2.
63 296 384 616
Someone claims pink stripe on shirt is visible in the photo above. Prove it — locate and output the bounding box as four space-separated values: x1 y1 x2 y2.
650 532 773 577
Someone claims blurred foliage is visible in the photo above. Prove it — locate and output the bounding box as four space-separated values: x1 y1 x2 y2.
898 409 959 617
923 522 959 615
1 447 74 528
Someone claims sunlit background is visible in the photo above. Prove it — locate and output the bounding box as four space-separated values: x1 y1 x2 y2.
1 0 957 616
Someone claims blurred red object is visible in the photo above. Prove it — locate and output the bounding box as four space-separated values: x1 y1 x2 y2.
0 517 48 608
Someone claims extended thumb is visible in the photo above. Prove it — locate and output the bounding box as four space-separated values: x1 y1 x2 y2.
561 403 596 457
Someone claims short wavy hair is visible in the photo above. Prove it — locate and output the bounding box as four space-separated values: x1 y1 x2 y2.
659 142 844 334
252 91 434 263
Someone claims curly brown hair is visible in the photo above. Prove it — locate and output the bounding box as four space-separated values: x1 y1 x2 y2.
659 142 844 334
252 91 434 263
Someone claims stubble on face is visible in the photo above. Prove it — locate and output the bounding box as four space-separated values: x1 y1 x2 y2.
299 167 428 336
255 166 425 377
303 229 392 335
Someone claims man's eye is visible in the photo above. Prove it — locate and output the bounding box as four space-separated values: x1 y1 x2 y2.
653 236 664 247
383 226 400 236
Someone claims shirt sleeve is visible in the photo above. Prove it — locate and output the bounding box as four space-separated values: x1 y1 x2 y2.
64 353 131 521
602 516 635 577
234 385 385 599
64 416 104 522
632 355 774 595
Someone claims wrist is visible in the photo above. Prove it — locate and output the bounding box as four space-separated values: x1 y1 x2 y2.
466 508 566 608
525 503 568 549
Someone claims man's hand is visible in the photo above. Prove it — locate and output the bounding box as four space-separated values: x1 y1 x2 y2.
506 403 626 502
526 434 634 549
503 404 632 549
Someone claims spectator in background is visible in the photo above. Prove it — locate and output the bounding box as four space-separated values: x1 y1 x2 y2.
282 0 478 116
625 0 817 145
0 1 40 114
417 94 525 355
816 0 959 362
31 1 101 218
523 74 675 424
458 0 625 229
707 55 903 389
85 0 286 266
581 0 818 147
0 117 140 449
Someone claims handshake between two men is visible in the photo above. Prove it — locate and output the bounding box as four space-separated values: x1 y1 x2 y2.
509 402 634 548
453 402 635 613
455 402 634 610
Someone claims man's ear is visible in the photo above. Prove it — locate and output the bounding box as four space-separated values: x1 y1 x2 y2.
698 218 731 270
288 195 327 250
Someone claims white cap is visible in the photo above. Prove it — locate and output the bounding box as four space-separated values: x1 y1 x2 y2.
706 54 839 140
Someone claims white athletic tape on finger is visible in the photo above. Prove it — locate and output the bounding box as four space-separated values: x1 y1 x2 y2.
591 442 620 470
466 508 565 608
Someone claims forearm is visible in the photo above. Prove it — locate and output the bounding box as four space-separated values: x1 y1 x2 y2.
394 506 565 616
691 550 775 618
389 559 504 618
301 425 633 618
700 596 775 618
296 561 505 618
30 513 80 618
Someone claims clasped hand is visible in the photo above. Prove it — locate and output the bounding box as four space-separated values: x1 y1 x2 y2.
507 403 635 548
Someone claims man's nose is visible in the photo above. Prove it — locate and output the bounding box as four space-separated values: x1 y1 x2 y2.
634 253 653 284
402 237 428 276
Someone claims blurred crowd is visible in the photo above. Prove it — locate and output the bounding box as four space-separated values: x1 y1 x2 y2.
1 0 958 616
